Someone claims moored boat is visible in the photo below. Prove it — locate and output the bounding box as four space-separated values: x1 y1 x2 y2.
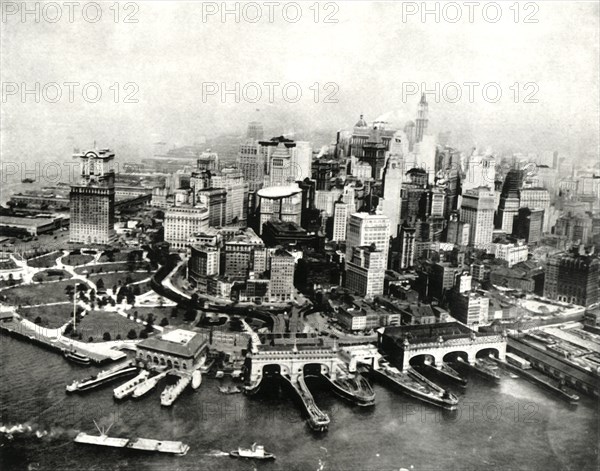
64 350 91 365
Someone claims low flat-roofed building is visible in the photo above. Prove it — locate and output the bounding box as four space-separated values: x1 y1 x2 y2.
136 329 208 371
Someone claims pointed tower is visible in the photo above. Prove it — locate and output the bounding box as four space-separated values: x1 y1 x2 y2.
415 93 429 144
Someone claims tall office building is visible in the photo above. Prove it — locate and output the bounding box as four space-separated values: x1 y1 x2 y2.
332 197 348 242
345 245 386 297
496 168 524 233
398 222 416 269
544 249 599 307
196 188 227 227
258 136 308 188
210 168 249 224
460 188 495 248
463 154 496 192
188 245 220 292
269 249 295 302
164 206 209 250
346 211 391 268
223 228 265 280
70 149 116 244
237 140 263 192
381 153 404 237
415 93 429 144
513 207 544 245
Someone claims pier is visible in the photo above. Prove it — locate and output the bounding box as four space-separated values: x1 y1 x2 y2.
280 374 330 432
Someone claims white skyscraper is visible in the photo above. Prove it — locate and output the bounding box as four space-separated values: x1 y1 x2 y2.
381 153 404 237
460 188 496 248
346 211 391 268
332 198 348 242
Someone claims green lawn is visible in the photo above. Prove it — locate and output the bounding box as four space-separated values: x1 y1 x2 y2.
74 261 151 275
127 306 194 328
99 250 144 263
62 254 94 266
89 272 151 291
0 280 78 306
76 310 151 342
27 251 60 268
18 302 75 328
32 269 72 282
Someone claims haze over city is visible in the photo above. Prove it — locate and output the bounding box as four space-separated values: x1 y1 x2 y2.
1 1 599 166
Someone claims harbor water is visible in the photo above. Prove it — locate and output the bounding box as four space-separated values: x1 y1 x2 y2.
1 336 598 471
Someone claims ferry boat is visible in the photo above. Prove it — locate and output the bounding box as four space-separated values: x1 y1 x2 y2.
66 365 138 393
454 357 501 382
114 371 150 400
132 371 168 398
229 443 275 460
325 366 375 406
372 360 458 410
160 376 191 407
64 350 91 365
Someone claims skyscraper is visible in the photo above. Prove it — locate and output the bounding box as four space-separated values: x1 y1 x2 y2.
332 197 348 242
70 148 116 244
381 152 404 237
345 245 386 297
415 93 429 144
269 249 296 302
398 222 416 269
460 188 495 248
346 211 391 268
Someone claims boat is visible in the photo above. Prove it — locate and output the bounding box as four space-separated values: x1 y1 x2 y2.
229 443 275 460
219 385 242 395
372 360 458 410
215 370 225 379
453 357 501 382
114 370 150 399
132 371 168 398
200 358 214 374
74 421 189 456
160 375 191 407
191 369 202 390
66 364 138 393
324 364 375 406
64 350 91 365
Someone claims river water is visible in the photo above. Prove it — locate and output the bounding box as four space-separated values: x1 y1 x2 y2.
1 336 598 471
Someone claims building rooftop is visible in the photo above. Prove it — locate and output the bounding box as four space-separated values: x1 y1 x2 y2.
137 329 207 358
257 185 302 199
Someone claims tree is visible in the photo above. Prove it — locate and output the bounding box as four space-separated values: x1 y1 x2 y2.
160 317 169 327
139 330 148 339
103 332 111 341
34 316 42 325
127 329 137 340
116 334 122 340
96 278 105 290
88 336 94 342
171 307 178 318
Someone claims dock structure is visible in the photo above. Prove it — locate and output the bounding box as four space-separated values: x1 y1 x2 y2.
281 374 330 432
0 319 125 364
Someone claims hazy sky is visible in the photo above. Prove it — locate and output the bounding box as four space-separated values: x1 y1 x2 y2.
1 1 599 165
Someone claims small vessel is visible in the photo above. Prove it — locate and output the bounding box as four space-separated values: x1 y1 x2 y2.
191 370 202 390
506 353 532 370
219 385 242 395
66 364 137 393
229 443 275 460
64 350 91 365
160 375 191 407
114 370 150 400
132 371 168 398
21 178 35 183
215 370 225 379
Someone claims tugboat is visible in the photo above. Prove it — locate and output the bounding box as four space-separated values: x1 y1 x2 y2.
229 443 275 460
64 350 91 365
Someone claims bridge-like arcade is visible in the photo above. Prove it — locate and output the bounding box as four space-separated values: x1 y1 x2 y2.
244 343 344 431
377 322 507 370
